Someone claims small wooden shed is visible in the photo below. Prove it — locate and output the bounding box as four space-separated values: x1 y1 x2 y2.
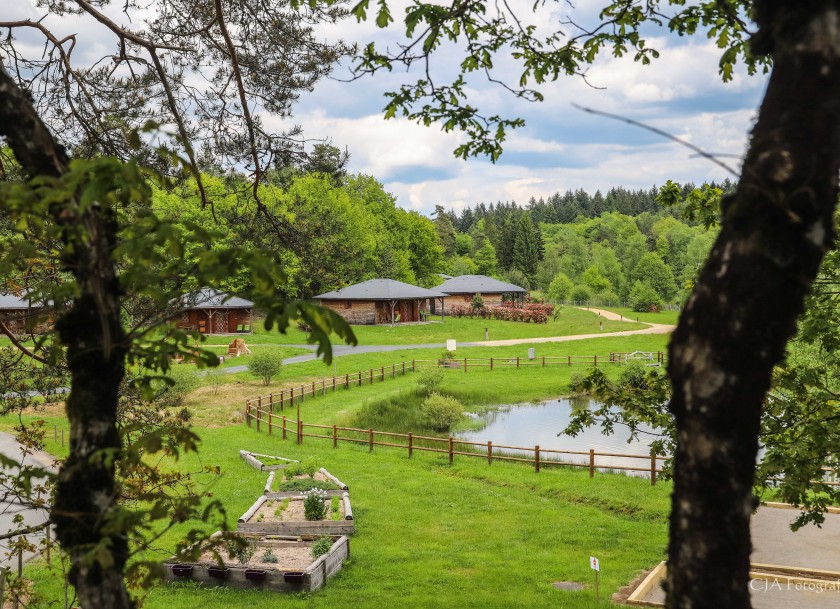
0 293 44 334
315 279 448 325
178 288 254 334
435 275 527 313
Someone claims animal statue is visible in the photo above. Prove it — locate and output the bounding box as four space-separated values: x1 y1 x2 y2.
228 338 252 357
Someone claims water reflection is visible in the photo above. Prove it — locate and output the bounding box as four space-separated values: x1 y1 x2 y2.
457 398 660 472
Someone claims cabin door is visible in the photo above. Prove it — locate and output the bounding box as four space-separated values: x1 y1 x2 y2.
215 311 229 333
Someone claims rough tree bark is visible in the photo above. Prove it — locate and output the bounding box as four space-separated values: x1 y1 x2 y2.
0 65 132 608
665 3 840 608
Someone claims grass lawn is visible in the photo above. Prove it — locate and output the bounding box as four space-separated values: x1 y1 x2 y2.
21 424 670 609
597 306 682 325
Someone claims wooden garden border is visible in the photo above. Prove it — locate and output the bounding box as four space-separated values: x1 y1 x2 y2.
237 493 355 536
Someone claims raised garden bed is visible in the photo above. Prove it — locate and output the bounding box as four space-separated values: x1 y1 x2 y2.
238 492 355 535
240 450 298 471
265 467 349 498
163 533 350 592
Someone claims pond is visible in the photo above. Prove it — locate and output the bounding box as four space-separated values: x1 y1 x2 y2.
457 398 663 473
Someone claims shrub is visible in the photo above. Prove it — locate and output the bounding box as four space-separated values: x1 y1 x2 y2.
417 366 444 395
421 393 464 432
619 361 650 389
248 351 283 386
594 289 620 307
568 284 592 304
628 280 663 312
311 536 334 559
471 292 485 309
303 488 328 521
301 457 318 478
546 272 573 302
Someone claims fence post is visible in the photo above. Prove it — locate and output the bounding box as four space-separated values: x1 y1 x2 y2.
392 364 395 378
297 404 301 444
542 356 546 367
333 377 337 392
516 356 520 369
381 366 385 381
589 449 595 478
280 391 285 411
490 357 494 371
291 387 295 404
312 381 316 397
594 354 598 367
651 455 657 486
345 374 349 389
322 379 326 395
282 416 287 440
488 440 493 465
448 437 454 465
258 396 262 412
358 371 362 387
412 359 416 371
402 362 406 375
407 432 413 458
535 445 540 473
256 408 260 433
568 355 572 366
370 368 374 384
333 424 338 449
269 393 274 413
464 358 468 372
245 402 250 427
369 428 374 452
300 384 305 402
268 412 272 435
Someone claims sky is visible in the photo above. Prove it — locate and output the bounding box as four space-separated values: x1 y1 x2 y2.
5 0 769 216
275 2 770 215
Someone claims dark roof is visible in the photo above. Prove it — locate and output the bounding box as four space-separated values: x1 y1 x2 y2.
183 288 253 309
0 293 40 310
436 275 527 294
315 279 448 301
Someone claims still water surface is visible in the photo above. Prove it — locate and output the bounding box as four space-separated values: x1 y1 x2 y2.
457 398 661 472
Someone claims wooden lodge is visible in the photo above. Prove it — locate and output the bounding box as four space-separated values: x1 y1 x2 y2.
0 293 45 334
435 275 527 314
177 288 254 334
315 279 448 325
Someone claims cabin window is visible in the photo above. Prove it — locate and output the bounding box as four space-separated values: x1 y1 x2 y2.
344 301 352 309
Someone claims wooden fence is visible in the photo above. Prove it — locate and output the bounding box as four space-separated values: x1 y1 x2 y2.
244 404 667 485
243 352 667 414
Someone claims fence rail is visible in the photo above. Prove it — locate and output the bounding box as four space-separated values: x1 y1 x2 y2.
243 352 667 415
245 405 667 485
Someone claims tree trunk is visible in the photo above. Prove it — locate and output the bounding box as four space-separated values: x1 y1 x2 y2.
0 66 132 609
665 4 840 608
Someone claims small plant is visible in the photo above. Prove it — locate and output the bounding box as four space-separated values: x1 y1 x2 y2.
302 488 328 521
301 457 318 478
256 513 264 522
248 351 283 386
274 497 290 517
421 392 464 432
261 549 278 564
417 366 444 395
470 292 484 309
226 539 255 565
311 536 333 559
331 495 340 513
283 462 303 480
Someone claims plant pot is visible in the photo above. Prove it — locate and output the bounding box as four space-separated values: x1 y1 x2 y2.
283 571 305 585
207 566 230 580
171 564 194 578
244 569 267 583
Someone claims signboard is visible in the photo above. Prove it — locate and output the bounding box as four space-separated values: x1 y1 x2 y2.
590 556 600 572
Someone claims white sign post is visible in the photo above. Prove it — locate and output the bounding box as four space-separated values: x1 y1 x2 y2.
590 556 600 601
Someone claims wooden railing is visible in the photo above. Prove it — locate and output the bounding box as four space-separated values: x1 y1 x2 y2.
243 352 667 415
244 405 667 485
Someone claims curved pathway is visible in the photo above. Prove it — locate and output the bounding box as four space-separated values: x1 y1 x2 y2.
221 308 676 371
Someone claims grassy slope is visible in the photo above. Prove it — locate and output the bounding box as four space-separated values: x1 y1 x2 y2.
25 426 670 609
218 306 645 346
597 306 681 325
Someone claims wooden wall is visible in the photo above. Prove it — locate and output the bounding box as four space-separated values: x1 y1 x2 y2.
320 300 377 325
176 308 252 334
